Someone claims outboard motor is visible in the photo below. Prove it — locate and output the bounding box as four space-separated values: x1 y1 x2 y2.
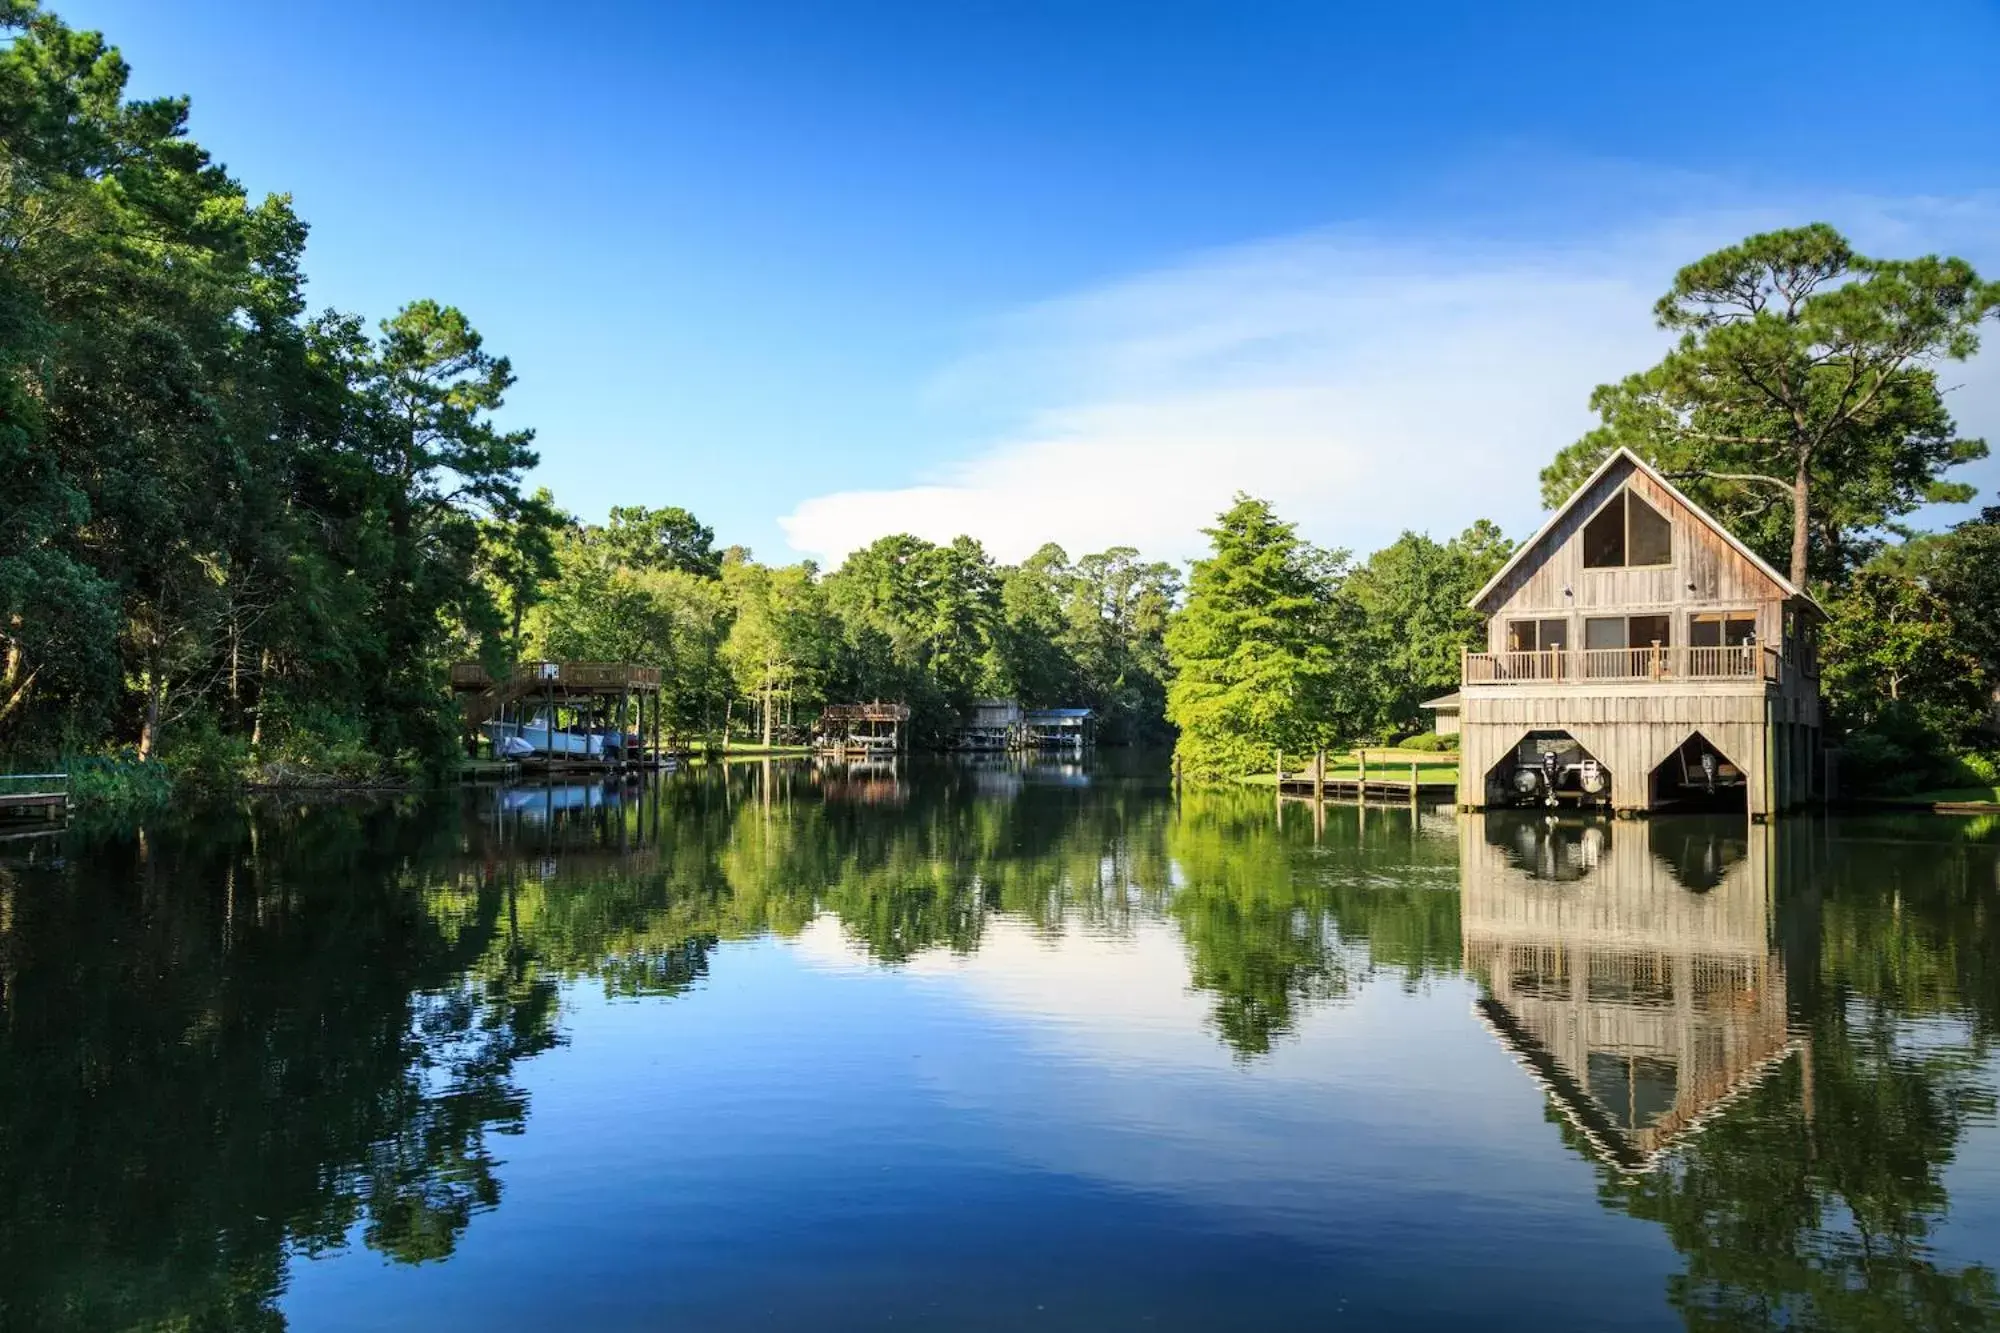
1700 749 1719 794
1542 751 1560 807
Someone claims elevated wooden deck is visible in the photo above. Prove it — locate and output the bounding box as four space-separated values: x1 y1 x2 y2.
1463 645 1783 686
818 703 912 724
451 661 664 695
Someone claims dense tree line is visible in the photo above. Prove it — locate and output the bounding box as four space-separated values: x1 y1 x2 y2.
9 5 1996 791
527 510 1182 749
0 4 543 779
0 4 1192 775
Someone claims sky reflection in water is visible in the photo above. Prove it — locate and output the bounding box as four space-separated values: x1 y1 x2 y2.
0 757 1995 1331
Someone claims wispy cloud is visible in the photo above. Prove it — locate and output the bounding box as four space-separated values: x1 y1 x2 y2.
779 186 2000 565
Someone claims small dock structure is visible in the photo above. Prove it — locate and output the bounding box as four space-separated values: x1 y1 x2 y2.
451 660 668 769
0 771 70 836
953 700 1095 752
815 702 911 757
1272 750 1456 804
955 699 1025 751
1024 707 1094 752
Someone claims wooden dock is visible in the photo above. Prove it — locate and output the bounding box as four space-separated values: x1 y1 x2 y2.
1267 750 1457 804
0 768 71 820
1276 776 1457 801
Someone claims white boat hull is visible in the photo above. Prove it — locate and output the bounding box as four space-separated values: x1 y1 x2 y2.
485 719 604 758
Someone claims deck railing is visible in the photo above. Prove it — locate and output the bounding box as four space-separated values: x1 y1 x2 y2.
1464 645 1779 685
450 661 664 691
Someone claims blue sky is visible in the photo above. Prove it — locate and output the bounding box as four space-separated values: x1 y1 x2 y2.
61 0 2000 564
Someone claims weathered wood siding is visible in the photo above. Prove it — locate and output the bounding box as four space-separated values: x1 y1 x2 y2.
1479 457 1791 652
1458 688 1819 815
1460 816 1792 1165
1462 453 1823 814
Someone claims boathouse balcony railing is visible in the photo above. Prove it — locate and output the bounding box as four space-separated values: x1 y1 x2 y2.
1462 645 1782 686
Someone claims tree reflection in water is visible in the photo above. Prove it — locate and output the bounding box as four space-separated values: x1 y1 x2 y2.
0 763 1994 1331
1466 812 2000 1331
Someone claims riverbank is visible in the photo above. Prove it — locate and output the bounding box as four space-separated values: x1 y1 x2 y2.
1237 749 1461 789
1852 786 2000 814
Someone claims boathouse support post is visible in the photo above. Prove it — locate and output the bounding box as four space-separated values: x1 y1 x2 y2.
1313 750 1324 804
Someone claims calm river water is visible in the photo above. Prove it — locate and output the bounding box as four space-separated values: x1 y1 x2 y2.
2 756 1997 1331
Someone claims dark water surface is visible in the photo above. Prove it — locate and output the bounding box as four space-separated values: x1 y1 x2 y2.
3 757 1997 1331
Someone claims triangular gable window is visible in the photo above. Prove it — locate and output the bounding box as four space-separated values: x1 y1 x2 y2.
1582 490 1672 569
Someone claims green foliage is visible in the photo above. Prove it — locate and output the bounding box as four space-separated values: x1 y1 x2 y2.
1165 495 1361 780
1820 505 2000 784
62 751 174 811
255 705 403 786
157 714 253 792
0 4 533 778
1347 521 1511 738
1393 731 1460 753
601 504 721 577
1542 224 1998 586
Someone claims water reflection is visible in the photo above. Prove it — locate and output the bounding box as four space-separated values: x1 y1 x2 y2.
1462 812 2000 1329
0 766 1994 1331
1464 815 1793 1172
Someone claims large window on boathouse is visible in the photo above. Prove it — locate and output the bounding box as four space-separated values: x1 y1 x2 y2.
1582 490 1673 568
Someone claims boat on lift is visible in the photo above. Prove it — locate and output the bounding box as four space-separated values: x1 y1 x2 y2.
485 715 605 758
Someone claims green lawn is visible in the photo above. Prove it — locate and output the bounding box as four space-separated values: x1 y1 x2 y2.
1241 749 1460 787
1901 785 2000 807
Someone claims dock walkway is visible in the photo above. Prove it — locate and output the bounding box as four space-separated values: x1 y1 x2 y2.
0 772 70 815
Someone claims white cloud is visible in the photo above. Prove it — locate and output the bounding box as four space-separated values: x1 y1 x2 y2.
779 188 2000 566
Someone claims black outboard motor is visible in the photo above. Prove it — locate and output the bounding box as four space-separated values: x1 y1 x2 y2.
1542 751 1560 807
1700 749 1719 794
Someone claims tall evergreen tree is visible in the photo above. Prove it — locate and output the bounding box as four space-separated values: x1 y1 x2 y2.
1165 495 1356 780
1542 225 1999 586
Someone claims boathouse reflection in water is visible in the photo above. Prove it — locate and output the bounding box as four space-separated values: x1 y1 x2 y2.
1463 814 1794 1172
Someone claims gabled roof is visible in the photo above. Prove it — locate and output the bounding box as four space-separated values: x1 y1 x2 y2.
1420 692 1461 710
1470 447 1823 616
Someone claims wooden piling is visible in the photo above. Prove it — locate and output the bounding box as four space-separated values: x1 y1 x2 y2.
1313 749 1325 804
1409 760 1419 806
1357 749 1368 802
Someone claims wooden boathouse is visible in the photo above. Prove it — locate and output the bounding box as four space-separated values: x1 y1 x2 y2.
451 661 667 766
952 700 1097 752
956 699 1025 751
1458 448 1823 817
815 702 911 757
